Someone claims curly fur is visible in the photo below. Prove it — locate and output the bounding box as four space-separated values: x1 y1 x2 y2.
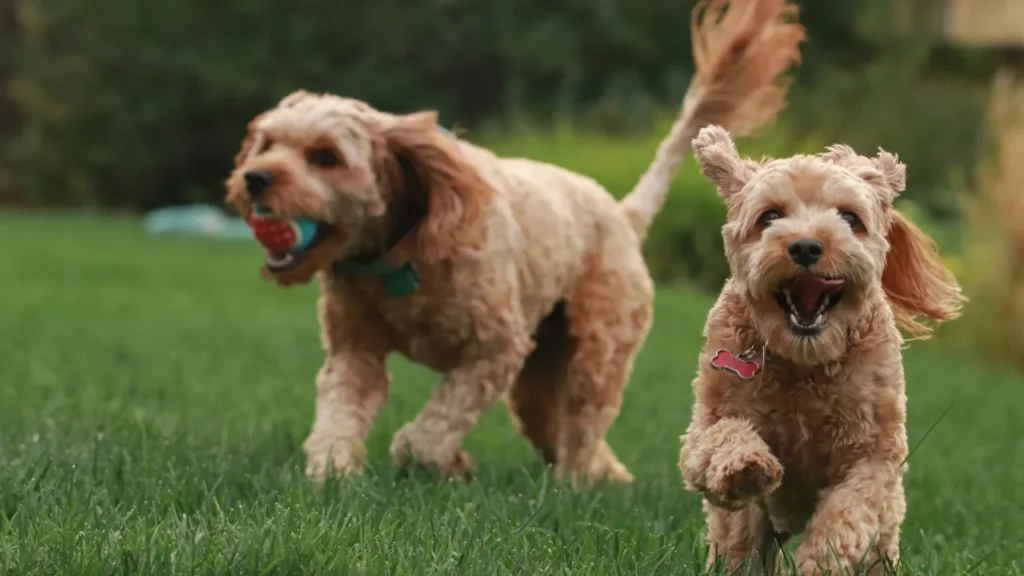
224 0 805 486
679 126 965 574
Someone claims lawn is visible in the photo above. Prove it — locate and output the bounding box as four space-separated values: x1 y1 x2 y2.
0 213 1021 575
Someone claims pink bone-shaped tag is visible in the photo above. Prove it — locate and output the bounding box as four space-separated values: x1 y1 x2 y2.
710 349 763 380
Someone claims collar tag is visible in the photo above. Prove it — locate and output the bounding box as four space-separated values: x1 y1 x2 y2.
710 344 769 380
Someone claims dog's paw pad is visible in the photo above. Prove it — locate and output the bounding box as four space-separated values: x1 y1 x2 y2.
710 451 783 504
729 463 778 499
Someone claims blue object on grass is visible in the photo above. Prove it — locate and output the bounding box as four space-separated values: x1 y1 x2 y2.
143 205 253 239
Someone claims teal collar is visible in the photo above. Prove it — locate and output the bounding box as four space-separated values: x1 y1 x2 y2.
332 257 420 298
331 219 421 298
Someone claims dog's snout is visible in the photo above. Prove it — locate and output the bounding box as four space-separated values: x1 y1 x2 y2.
244 169 274 198
788 238 824 268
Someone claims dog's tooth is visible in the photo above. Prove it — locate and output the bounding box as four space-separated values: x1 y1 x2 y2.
814 314 825 327
267 253 294 267
789 313 800 326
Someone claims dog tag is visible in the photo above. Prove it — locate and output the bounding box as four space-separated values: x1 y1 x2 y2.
710 345 767 380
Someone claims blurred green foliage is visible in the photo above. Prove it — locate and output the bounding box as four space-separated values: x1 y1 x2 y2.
0 0 999 284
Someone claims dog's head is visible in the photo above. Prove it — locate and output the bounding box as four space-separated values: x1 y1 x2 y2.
693 125 964 365
225 90 494 286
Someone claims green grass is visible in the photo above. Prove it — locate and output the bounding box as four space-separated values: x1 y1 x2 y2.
0 212 1021 575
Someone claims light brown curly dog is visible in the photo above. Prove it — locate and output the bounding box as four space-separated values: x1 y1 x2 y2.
225 0 805 486
678 125 965 574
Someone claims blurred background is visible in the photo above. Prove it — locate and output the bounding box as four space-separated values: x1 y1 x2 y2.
1 0 1022 366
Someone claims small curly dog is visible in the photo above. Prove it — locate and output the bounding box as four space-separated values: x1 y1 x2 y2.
678 125 965 574
225 0 805 485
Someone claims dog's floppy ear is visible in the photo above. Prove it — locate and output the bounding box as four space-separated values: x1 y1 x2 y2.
872 148 906 196
825 145 907 206
882 209 965 339
692 125 757 198
382 111 495 263
859 149 906 205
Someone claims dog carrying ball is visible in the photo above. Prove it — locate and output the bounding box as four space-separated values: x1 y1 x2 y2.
248 205 319 255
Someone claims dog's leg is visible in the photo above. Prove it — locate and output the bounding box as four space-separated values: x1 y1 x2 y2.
866 480 905 574
794 460 902 575
303 291 392 482
704 503 781 575
303 351 390 481
390 326 533 478
679 417 783 509
505 365 562 465
552 250 654 486
505 302 573 464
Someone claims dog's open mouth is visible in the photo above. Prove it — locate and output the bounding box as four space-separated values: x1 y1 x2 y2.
773 272 846 336
263 223 333 273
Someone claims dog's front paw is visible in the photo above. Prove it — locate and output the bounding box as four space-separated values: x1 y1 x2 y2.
705 448 783 508
555 440 634 487
302 433 365 483
390 424 475 479
794 556 852 576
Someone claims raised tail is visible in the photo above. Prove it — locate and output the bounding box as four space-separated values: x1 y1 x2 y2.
620 0 805 239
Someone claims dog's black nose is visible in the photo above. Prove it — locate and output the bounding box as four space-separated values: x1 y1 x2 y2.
244 169 274 198
788 238 824 267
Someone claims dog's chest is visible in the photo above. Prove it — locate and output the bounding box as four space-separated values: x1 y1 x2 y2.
747 372 880 482
335 266 483 371
379 300 473 372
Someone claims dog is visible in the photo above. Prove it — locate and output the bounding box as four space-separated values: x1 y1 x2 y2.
678 126 965 574
224 0 805 486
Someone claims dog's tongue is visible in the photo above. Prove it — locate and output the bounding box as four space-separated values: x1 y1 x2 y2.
791 273 845 318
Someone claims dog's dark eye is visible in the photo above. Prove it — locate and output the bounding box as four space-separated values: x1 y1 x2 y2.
308 149 341 168
840 211 862 229
758 210 782 226
257 138 273 154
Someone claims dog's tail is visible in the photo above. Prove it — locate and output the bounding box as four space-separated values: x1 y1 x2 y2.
619 0 805 239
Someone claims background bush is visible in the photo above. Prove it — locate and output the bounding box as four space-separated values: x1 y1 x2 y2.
1 0 992 207
949 73 1024 367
